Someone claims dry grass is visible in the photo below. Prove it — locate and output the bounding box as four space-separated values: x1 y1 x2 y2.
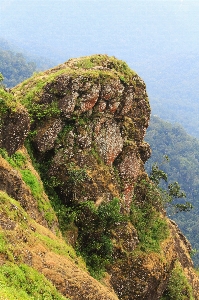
0 190 119 300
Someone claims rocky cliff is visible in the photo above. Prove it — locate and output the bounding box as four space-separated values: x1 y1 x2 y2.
0 55 199 299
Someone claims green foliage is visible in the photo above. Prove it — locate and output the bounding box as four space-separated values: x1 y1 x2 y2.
167 181 186 199
0 148 56 226
21 169 56 224
149 161 168 185
17 76 60 123
41 194 124 279
43 187 73 232
90 147 104 165
0 49 37 88
0 149 27 168
0 191 28 225
0 234 13 262
35 232 79 261
20 169 43 199
0 72 4 83
130 178 169 252
27 101 60 121
0 233 7 255
67 162 88 187
131 203 168 252
97 198 123 228
145 115 199 266
0 263 68 300
0 149 27 170
56 198 125 279
76 58 94 69
149 159 192 213
0 88 19 119
74 55 136 83
0 95 8 117
0 195 71 300
161 262 194 300
10 152 27 168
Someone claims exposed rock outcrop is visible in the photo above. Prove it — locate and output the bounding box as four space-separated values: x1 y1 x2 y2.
0 55 199 300
13 55 151 210
0 96 30 155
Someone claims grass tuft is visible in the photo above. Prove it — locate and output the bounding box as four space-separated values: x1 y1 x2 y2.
0 263 69 300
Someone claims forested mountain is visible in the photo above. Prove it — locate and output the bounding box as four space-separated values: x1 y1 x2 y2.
145 115 199 266
0 49 37 87
140 53 199 138
0 39 54 87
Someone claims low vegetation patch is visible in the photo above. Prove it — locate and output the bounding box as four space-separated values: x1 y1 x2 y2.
48 196 125 279
0 88 20 120
130 177 169 252
0 148 57 226
75 198 125 278
74 55 136 83
161 261 194 300
0 263 68 300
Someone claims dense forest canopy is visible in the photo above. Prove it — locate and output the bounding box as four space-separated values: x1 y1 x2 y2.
0 49 36 87
145 115 199 266
0 39 54 87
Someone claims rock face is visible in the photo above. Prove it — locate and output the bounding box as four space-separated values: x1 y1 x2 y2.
13 55 151 210
0 55 199 300
0 91 30 155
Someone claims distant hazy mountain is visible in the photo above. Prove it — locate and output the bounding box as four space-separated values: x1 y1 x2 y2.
138 53 199 138
0 39 55 87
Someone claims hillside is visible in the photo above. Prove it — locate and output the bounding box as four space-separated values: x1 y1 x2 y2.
0 39 54 88
0 55 199 299
0 49 36 88
145 115 199 266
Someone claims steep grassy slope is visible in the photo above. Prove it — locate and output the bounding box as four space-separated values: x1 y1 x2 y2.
0 149 119 300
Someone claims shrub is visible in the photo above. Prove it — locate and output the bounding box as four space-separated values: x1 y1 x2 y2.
0 88 18 119
149 160 192 213
130 178 169 252
161 262 194 300
63 198 125 279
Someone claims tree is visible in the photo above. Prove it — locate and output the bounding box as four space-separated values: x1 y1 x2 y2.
149 158 193 213
0 49 36 87
0 72 4 83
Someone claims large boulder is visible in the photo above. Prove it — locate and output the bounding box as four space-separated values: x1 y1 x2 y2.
13 55 151 209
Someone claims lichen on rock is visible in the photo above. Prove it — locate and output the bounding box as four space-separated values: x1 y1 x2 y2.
0 89 30 155
12 54 151 208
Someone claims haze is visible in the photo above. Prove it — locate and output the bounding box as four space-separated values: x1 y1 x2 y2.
1 0 199 136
